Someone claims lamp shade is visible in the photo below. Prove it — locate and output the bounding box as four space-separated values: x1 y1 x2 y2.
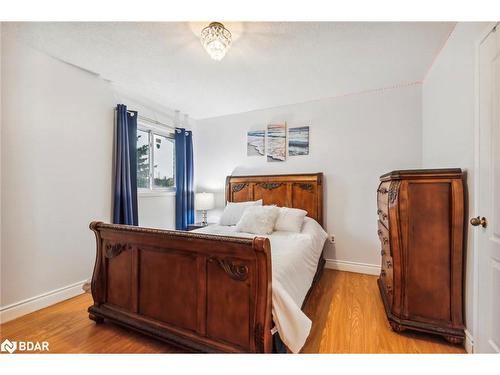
195 192 215 211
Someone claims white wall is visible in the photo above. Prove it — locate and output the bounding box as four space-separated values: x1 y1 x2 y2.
0 23 3 301
0 29 180 321
0 31 115 317
194 84 423 267
422 22 490 346
138 193 176 229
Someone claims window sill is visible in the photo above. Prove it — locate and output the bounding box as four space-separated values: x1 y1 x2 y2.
138 190 176 198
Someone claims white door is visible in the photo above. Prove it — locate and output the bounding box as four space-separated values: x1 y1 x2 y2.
477 24 500 353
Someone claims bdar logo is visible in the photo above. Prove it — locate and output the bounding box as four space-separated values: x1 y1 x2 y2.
0 339 49 353
1 339 17 354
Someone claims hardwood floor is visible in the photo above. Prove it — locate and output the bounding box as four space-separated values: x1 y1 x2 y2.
301 270 464 353
0 270 465 354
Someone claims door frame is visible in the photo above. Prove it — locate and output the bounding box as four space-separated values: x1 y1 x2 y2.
471 21 500 353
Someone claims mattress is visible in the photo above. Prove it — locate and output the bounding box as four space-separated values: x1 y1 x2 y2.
193 217 328 353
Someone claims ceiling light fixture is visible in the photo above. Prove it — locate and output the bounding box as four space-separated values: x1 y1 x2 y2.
200 22 232 61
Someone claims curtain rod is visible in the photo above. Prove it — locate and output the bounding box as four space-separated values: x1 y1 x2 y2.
135 113 176 131
115 107 176 130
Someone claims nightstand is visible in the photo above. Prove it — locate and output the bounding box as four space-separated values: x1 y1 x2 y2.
186 223 213 231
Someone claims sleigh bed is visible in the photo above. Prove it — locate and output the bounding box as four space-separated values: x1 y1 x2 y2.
88 173 325 353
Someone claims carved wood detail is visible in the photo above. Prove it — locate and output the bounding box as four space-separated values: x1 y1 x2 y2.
295 183 314 192
388 181 401 204
105 243 129 258
259 182 283 190
210 257 249 281
232 183 248 193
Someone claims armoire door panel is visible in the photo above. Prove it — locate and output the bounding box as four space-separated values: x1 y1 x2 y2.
405 182 451 322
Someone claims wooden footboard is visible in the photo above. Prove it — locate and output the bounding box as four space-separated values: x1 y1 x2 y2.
88 221 273 353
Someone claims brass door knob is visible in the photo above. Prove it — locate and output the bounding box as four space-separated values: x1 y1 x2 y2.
470 216 488 228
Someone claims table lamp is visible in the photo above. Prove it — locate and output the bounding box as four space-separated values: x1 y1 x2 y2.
195 192 215 226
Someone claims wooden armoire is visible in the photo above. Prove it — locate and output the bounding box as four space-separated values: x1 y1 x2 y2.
376 168 465 344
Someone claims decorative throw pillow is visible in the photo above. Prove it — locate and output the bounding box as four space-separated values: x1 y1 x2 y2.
218 199 263 226
236 205 280 235
274 207 308 232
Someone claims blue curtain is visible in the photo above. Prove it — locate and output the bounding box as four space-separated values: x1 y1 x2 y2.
175 128 195 230
113 104 138 225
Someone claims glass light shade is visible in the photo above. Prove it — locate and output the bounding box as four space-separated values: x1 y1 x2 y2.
200 22 232 61
195 192 215 211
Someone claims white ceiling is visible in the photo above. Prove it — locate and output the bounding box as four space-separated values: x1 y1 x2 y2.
6 22 454 119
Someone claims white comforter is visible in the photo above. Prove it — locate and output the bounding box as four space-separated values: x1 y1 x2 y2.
193 217 328 353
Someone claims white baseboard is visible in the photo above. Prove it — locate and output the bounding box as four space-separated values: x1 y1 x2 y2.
465 329 474 353
325 259 381 276
0 279 87 324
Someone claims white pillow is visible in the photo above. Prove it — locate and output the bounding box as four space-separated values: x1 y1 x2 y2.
275 207 308 232
236 206 280 235
219 199 263 226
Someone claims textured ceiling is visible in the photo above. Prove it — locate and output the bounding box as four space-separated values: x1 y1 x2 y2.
6 22 454 119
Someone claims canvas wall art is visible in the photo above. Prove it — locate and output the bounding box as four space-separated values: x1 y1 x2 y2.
247 130 265 156
267 123 287 162
288 126 309 156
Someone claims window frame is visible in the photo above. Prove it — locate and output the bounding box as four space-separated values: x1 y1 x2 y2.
137 121 176 196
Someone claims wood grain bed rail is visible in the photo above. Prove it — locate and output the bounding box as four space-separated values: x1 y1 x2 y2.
88 222 273 353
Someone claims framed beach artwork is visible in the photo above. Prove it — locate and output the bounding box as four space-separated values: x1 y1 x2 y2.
267 123 287 162
247 130 265 156
288 126 309 156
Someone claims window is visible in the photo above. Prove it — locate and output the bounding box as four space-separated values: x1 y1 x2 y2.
137 124 175 192
137 129 151 189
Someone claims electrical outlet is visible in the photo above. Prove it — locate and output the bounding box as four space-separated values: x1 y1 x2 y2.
329 234 335 243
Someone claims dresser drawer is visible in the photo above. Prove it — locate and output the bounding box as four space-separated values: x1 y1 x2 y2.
377 204 389 229
378 215 393 307
377 220 390 256
377 183 390 229
381 254 393 281
381 253 394 306
377 181 390 207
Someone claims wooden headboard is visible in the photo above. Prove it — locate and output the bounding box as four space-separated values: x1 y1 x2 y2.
225 173 324 227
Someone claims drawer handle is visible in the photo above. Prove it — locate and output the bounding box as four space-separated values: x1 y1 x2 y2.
386 260 392 268
378 187 388 194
